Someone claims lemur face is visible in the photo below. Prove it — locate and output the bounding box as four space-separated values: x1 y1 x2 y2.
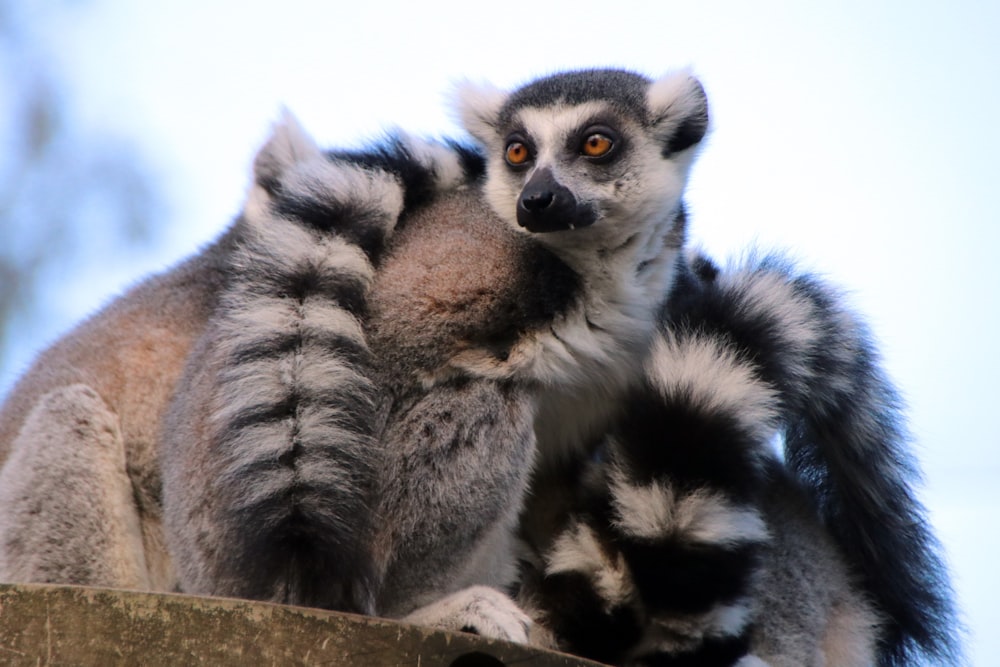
457 69 709 250
498 102 641 234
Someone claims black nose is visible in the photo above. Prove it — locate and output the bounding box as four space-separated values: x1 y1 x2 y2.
516 167 597 233
521 189 554 212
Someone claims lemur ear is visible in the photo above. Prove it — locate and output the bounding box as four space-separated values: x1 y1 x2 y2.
253 108 323 193
453 80 509 146
646 70 710 155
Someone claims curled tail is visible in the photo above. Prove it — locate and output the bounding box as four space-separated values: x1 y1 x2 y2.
666 251 961 665
518 327 779 665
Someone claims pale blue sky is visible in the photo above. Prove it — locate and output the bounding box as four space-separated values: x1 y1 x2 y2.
3 1 998 663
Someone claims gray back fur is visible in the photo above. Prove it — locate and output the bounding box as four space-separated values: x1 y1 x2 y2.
367 189 577 615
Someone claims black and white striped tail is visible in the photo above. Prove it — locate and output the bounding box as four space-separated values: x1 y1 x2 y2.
200 114 475 612
665 251 962 666
523 330 778 666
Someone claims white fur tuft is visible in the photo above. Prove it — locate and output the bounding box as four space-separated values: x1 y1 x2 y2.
645 333 780 445
253 108 322 183
398 133 468 191
645 69 710 156
245 110 404 239
452 79 508 145
608 470 770 546
646 68 700 121
545 521 635 608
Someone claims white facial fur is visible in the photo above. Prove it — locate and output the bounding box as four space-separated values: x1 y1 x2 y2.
451 71 709 460
456 71 706 273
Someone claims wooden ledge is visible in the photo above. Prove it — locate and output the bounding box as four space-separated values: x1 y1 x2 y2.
0 584 597 667
0 584 605 666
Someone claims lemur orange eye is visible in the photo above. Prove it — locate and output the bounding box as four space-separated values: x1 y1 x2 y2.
505 141 530 166
582 133 613 158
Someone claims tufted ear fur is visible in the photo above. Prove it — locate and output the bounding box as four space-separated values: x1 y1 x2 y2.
646 70 710 156
252 108 323 193
453 80 509 146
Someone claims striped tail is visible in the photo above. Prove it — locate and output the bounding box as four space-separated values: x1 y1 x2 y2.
521 329 779 665
169 113 475 613
206 114 402 612
665 251 962 666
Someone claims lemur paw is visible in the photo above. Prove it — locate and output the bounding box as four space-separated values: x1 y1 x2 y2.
402 585 531 644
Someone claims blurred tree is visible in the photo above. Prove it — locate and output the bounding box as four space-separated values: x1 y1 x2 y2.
0 1 161 388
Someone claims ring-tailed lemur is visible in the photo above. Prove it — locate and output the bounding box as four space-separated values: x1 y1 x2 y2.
0 117 497 614
160 68 958 664
0 68 959 665
159 118 572 631
159 68 711 633
514 254 934 666
452 69 959 665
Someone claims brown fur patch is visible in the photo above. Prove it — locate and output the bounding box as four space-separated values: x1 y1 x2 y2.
370 189 577 379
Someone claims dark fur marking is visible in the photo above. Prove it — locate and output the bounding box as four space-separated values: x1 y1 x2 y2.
227 330 371 369
272 194 388 259
220 377 375 439
519 242 581 325
635 631 752 667
613 391 765 501
537 570 644 665
326 136 484 215
620 538 760 614
221 500 376 612
232 260 371 317
498 69 652 129
664 110 709 156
